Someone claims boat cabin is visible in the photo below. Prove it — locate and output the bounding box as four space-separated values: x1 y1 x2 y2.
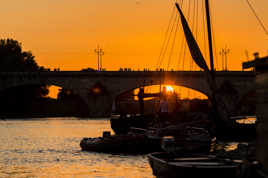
242 52 268 72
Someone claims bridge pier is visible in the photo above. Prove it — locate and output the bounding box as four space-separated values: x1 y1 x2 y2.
87 95 113 117
75 89 114 118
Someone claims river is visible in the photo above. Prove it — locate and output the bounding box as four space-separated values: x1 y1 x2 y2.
0 118 154 178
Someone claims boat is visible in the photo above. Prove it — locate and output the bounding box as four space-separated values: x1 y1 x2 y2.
110 113 155 135
80 131 161 154
160 126 211 155
147 0 258 176
148 152 240 178
110 85 181 135
110 86 161 135
80 125 211 155
174 0 257 142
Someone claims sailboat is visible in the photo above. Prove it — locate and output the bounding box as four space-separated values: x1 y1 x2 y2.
147 1 252 177
175 0 256 141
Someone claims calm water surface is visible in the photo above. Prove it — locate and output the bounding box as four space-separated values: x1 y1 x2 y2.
0 118 154 178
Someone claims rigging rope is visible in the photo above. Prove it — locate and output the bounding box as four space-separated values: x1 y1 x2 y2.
156 6 176 69
167 13 180 70
201 0 208 65
184 0 191 71
158 8 178 69
177 1 187 71
209 0 219 71
193 0 199 71
194 0 199 71
177 33 186 70
246 0 268 36
189 0 196 71
159 11 178 69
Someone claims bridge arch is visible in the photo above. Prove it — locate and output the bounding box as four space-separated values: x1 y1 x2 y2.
113 83 209 115
0 71 255 117
110 77 211 100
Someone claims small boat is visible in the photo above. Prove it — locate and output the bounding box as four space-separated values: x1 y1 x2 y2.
148 152 240 178
160 127 212 155
110 114 155 135
110 86 170 135
215 117 256 141
80 131 161 154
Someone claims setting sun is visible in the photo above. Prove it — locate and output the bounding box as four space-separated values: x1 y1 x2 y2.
165 86 174 93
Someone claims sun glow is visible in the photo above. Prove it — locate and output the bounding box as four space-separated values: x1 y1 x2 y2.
165 86 174 92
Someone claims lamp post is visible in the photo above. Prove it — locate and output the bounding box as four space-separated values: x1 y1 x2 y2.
94 46 104 71
219 46 230 71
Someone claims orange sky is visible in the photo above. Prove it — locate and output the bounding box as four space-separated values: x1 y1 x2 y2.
1 0 268 71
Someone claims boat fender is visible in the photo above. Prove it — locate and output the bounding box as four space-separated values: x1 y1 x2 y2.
161 136 175 148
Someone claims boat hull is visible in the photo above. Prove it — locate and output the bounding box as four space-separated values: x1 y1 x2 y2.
148 152 239 178
110 115 154 135
80 134 161 154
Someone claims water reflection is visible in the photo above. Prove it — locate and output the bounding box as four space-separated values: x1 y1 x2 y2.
235 117 256 124
0 118 153 178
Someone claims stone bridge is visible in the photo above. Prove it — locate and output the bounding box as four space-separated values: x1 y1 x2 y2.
0 71 255 117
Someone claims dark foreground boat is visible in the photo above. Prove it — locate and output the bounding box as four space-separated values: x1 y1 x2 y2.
80 132 161 154
110 114 155 135
160 126 212 155
148 152 240 178
215 116 256 141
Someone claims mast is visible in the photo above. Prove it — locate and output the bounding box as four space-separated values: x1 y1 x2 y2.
205 0 215 76
205 0 229 125
175 1 230 124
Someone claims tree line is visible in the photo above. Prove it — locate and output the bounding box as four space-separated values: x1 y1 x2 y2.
0 38 88 118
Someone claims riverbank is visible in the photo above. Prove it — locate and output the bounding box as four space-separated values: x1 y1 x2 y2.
0 97 90 119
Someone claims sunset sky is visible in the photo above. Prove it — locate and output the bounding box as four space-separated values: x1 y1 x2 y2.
1 0 268 71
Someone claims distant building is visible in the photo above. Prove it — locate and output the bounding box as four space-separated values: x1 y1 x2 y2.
242 52 268 72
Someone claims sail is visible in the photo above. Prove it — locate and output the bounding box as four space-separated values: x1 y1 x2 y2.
175 3 209 72
175 2 230 123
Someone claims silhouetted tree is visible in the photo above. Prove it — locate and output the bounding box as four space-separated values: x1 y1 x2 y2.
0 38 48 116
0 39 41 72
